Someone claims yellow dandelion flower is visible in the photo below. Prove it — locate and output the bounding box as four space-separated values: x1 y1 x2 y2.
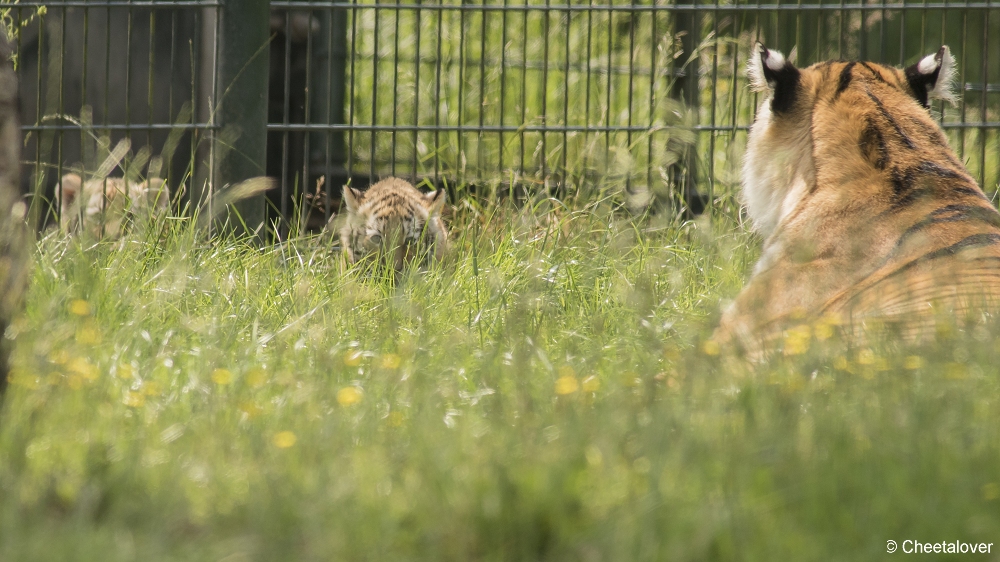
343 351 363 367
946 362 967 380
813 321 835 341
337 386 363 406
142 381 162 396
702 340 721 356
581 375 600 393
273 431 297 448
557 365 576 379
662 346 681 362
48 349 70 365
983 483 1000 501
211 368 233 385
124 391 145 408
783 325 811 356
857 349 876 365
239 401 263 419
68 357 99 380
554 375 579 395
903 355 924 370
8 369 38 389
75 323 102 345
117 363 135 380
68 299 91 316
246 367 267 388
387 411 405 427
66 374 84 390
379 353 402 369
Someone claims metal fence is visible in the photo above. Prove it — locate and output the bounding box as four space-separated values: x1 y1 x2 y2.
8 0 1000 235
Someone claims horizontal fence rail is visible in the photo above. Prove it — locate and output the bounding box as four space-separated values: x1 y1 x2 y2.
9 0 1000 235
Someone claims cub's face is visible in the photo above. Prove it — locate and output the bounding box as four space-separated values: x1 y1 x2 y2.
56 173 171 238
339 182 448 271
742 44 956 239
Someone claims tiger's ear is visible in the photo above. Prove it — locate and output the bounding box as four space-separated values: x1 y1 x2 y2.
423 188 446 217
905 46 957 107
748 43 801 113
143 177 170 210
57 173 83 207
342 185 364 214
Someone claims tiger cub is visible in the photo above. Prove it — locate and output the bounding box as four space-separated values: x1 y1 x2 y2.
715 44 1000 353
339 177 449 270
56 172 170 238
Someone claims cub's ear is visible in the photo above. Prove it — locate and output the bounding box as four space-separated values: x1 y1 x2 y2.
905 45 957 107
57 173 83 207
423 188 446 217
342 185 364 214
143 178 171 209
748 42 801 113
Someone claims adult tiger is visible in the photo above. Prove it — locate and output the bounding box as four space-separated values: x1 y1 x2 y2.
715 44 1000 355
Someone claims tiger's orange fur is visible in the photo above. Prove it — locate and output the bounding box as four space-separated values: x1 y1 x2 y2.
716 44 1000 354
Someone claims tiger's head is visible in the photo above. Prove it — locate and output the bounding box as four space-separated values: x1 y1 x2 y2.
340 178 448 271
743 43 957 239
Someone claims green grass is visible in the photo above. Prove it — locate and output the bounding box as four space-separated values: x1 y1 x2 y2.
3 194 1000 561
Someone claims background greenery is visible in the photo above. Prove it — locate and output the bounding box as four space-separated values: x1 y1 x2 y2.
341 1 1000 202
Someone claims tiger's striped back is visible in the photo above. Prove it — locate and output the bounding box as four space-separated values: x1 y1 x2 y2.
715 44 1000 354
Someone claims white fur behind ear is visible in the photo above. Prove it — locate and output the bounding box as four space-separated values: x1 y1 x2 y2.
748 43 786 92
342 185 363 214
741 100 817 241
423 189 446 216
919 45 958 104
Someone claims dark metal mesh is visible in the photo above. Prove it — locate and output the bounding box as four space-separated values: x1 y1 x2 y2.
9 1 219 226
10 1 1000 231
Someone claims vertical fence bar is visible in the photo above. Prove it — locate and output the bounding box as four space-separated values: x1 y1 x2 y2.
391 4 400 177
371 0 380 183
519 5 527 181
280 13 293 236
979 5 989 188
561 5 570 190
412 2 422 184
212 0 270 236
541 0 550 188
478 0 488 181
671 9 700 215
499 0 507 186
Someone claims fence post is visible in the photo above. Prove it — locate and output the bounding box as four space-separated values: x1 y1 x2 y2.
213 0 271 236
671 12 703 216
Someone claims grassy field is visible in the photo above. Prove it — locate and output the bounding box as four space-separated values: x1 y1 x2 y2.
2 192 1000 561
